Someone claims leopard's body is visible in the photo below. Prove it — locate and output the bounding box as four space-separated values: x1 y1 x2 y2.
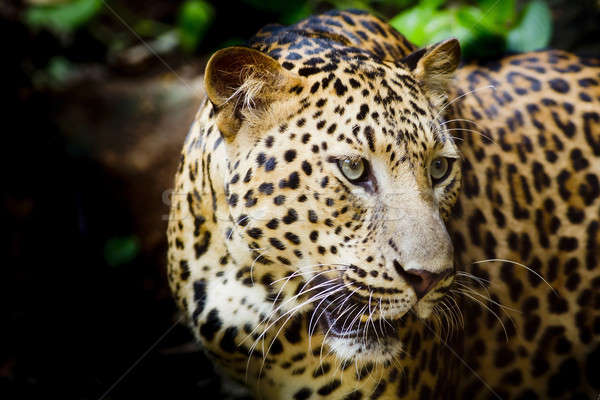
167 9 600 399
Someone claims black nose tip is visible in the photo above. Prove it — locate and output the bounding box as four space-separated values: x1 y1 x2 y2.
394 261 450 299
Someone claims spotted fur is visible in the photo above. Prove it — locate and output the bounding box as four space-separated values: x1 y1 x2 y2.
167 9 600 399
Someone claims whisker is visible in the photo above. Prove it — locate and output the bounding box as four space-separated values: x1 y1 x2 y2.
434 85 496 119
473 258 556 294
443 128 496 144
451 289 510 342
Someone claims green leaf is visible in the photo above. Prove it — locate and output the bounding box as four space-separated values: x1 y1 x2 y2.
476 0 516 27
456 5 500 33
177 0 215 53
506 0 552 53
389 0 448 46
104 236 140 267
389 5 438 46
25 0 102 34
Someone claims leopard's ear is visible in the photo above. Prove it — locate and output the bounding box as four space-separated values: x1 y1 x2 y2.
401 38 461 108
205 46 300 140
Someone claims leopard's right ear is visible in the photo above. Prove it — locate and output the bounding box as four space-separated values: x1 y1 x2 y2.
401 38 461 108
204 46 300 140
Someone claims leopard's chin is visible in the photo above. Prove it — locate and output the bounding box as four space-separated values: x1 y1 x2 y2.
316 305 412 364
324 333 404 364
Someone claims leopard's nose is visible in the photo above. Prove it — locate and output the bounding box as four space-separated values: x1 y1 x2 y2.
394 261 452 299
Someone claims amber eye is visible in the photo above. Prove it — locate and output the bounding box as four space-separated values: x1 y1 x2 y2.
430 157 453 184
338 158 368 183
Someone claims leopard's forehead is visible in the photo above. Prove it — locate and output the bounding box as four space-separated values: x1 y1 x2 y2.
242 10 454 164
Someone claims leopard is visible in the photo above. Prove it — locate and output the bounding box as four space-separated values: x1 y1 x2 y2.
166 9 600 399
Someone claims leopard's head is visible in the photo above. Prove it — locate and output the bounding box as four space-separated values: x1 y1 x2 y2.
204 39 462 363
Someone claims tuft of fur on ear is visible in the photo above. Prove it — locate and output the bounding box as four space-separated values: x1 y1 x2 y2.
401 38 461 108
204 46 300 140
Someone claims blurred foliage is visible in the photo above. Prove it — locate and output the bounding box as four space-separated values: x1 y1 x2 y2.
22 0 555 85
104 235 140 267
177 0 214 52
26 0 102 35
390 0 552 58
506 1 552 52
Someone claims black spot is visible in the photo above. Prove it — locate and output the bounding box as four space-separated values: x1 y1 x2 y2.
370 381 387 399
194 231 211 259
301 161 313 175
313 363 331 378
269 237 286 251
570 148 589 171
293 388 312 400
494 346 515 368
274 195 286 205
243 168 253 183
247 227 263 239
353 364 373 382
256 152 266 166
265 157 277 171
364 126 376 151
558 237 578 251
299 66 321 76
280 172 300 189
580 173 600 206
258 182 274 195
343 390 362 400
334 78 348 96
548 78 570 93
285 232 301 245
524 315 541 341
317 380 341 396
228 193 239 207
310 82 320 93
200 309 222 341
357 104 369 120
266 218 279 229
191 279 206 322
548 292 569 314
284 149 297 162
566 206 585 224
180 260 191 281
270 338 283 355
282 208 298 224
219 326 238 353
284 316 302 344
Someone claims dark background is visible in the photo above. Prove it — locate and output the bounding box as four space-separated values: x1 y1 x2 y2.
2 0 599 399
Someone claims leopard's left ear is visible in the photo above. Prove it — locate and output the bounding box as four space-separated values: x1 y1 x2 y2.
401 38 461 108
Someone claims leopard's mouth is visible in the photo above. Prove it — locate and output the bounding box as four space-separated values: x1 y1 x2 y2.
318 302 412 339
311 295 412 363
306 272 447 342
309 285 415 341
304 271 451 362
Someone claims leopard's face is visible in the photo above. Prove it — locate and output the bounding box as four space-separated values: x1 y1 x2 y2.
215 50 462 363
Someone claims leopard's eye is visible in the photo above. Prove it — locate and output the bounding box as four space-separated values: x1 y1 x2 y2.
430 157 453 185
338 158 368 183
